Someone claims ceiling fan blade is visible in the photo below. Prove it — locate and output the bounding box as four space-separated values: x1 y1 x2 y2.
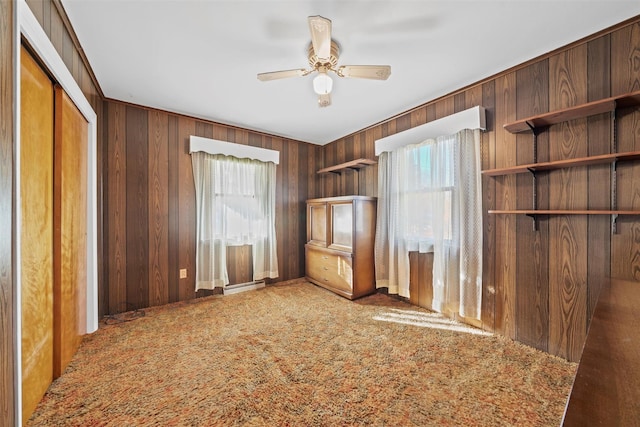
318 93 331 108
337 65 391 80
257 69 308 82
308 15 332 60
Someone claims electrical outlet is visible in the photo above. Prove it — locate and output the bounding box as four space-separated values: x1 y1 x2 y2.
179 269 187 279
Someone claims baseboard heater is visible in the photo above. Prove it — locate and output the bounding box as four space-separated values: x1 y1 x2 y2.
223 280 266 296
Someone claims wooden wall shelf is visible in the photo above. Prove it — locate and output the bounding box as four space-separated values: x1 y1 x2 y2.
482 150 640 176
317 158 377 174
489 210 640 215
491 90 640 232
503 89 640 133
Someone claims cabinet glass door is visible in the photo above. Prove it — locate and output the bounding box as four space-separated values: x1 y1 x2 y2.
330 202 353 251
308 203 327 246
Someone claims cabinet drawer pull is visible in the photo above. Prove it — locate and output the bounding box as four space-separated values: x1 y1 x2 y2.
323 266 328 270
322 256 328 259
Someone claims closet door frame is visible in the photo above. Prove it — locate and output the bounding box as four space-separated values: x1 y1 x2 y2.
15 2 98 423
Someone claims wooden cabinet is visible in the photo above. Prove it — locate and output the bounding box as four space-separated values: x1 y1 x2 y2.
305 196 376 299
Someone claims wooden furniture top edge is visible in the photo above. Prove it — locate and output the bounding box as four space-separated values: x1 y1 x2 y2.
317 158 377 174
306 195 377 203
503 90 640 133
562 278 640 426
305 243 354 255
482 150 640 176
488 210 640 215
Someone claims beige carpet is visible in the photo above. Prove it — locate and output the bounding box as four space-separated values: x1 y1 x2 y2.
29 281 576 426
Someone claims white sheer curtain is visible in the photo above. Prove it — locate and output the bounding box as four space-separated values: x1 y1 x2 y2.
191 153 278 291
375 129 482 319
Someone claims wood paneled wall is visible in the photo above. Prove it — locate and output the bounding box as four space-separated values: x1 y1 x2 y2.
319 18 640 362
25 0 103 102
227 246 253 286
103 100 322 314
0 0 15 424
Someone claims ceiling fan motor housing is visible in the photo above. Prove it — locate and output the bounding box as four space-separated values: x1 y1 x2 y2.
308 40 340 71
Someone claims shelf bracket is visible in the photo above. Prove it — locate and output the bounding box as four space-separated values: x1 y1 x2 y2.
611 109 618 234
526 122 544 163
526 122 542 220
611 107 618 154
527 167 538 216
611 159 618 234
526 213 539 232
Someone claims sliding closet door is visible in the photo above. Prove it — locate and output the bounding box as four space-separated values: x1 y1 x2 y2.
21 45 89 421
20 45 54 422
53 86 88 378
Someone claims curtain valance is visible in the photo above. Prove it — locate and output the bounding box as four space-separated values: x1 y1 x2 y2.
189 135 280 164
374 106 486 155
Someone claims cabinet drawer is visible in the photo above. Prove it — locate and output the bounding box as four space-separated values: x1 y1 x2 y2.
305 247 353 293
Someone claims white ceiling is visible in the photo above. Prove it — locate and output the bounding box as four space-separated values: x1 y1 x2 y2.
61 1 640 145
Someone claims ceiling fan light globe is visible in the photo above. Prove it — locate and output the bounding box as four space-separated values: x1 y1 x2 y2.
313 73 333 95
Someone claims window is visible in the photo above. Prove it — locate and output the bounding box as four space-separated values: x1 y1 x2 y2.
208 157 269 244
375 129 482 319
403 142 453 242
192 149 279 290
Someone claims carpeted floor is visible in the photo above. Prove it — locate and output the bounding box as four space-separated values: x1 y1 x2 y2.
29 281 576 426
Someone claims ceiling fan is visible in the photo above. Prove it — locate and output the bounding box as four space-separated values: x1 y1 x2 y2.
257 15 391 107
